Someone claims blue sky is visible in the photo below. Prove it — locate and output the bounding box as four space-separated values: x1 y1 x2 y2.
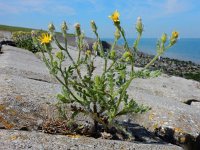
1 0 200 38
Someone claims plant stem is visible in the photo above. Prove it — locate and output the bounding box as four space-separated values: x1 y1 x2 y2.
77 36 81 63
133 33 141 51
143 44 172 71
63 32 75 65
94 31 108 73
118 26 129 52
94 31 104 56
114 76 135 119
104 61 115 75
143 54 159 70
111 38 117 52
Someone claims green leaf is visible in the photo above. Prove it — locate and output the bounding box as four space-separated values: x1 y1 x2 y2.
71 111 79 119
57 93 68 103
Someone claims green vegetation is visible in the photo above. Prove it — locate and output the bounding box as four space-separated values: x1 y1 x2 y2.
0 24 35 32
12 31 39 53
2 24 73 53
184 73 200 82
0 24 74 37
32 10 178 138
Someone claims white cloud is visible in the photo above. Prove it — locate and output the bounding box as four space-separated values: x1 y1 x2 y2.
74 0 104 12
53 5 76 15
19 0 47 6
0 3 22 14
0 0 76 16
118 0 191 20
163 0 188 14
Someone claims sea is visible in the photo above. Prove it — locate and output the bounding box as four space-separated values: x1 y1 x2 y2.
102 38 200 65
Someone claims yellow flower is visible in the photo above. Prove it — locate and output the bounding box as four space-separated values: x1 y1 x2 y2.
172 31 179 39
109 10 120 23
39 33 52 45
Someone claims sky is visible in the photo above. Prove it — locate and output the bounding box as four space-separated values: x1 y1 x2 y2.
0 0 200 38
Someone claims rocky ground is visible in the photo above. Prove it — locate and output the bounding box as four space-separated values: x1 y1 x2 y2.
0 31 200 149
56 32 200 82
134 52 200 82
2 30 200 82
0 45 183 150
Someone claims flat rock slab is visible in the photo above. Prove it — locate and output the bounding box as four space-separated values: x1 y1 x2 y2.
0 73 60 130
0 45 56 83
0 74 168 145
126 74 200 147
131 76 200 103
0 31 11 40
0 130 182 150
126 89 200 147
44 45 200 142
0 45 199 148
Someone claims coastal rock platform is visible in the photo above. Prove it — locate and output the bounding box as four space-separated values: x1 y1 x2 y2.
1 45 200 149
0 31 199 149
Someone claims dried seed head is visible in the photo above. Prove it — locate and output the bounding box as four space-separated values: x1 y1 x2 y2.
61 21 68 32
136 16 143 35
74 23 81 36
90 20 97 32
48 23 55 32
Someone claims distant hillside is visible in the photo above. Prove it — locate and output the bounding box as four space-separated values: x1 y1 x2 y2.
0 24 74 36
0 24 37 32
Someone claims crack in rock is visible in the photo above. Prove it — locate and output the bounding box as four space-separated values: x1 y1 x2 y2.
27 77 51 83
155 126 200 150
183 99 200 105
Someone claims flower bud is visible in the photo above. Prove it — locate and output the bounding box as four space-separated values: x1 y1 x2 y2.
136 17 143 35
170 31 179 45
109 50 116 59
170 39 177 45
48 23 55 32
85 50 91 56
55 51 65 60
172 31 179 39
114 29 121 40
31 30 36 37
61 21 68 32
90 20 97 32
161 33 167 43
123 51 132 61
74 23 81 36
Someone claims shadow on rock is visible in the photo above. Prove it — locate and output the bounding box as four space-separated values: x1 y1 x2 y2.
155 126 200 150
0 40 16 53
